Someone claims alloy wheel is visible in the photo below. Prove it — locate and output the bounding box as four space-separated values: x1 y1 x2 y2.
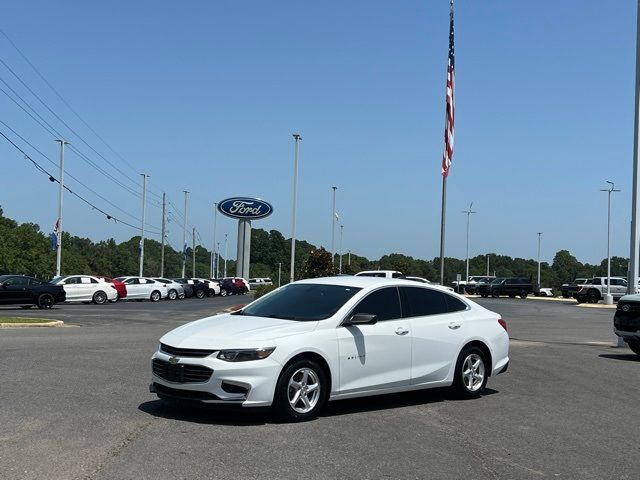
462 353 485 392
287 368 321 414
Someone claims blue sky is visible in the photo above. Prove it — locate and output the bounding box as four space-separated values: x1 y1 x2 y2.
0 0 637 266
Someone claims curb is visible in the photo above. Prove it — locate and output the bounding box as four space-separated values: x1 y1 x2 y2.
576 303 616 309
465 295 574 303
0 320 65 328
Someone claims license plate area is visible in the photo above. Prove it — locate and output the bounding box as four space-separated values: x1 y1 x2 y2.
165 363 185 382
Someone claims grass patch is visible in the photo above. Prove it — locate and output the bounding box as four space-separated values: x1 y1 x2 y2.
0 317 56 324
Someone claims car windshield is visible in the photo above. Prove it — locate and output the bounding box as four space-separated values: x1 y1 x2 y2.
236 283 362 321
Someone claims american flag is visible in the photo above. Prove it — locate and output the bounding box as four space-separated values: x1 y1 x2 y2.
441 0 455 177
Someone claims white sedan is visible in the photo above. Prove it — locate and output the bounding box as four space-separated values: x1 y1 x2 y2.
114 277 168 302
150 276 509 421
51 275 118 304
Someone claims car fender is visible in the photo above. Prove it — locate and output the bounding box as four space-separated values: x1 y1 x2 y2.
275 340 339 396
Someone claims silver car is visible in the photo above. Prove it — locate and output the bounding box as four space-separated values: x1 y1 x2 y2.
153 278 185 300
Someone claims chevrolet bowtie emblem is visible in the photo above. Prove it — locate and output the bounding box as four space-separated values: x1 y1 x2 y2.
168 356 179 364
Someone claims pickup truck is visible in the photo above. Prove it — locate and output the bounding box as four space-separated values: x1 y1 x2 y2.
573 277 628 304
560 278 588 298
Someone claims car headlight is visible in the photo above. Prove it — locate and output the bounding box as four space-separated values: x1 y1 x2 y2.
217 347 276 362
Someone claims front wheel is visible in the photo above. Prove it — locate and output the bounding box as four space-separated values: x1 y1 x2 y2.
452 346 488 398
150 290 161 302
520 290 528 299
273 359 328 422
627 340 640 356
220 289 228 297
195 289 205 299
491 291 499 298
37 293 54 309
168 289 178 301
93 290 108 305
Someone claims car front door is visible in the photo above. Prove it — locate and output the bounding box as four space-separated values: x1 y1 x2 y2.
399 287 468 385
62 276 81 302
336 287 412 395
124 278 141 298
0 276 31 303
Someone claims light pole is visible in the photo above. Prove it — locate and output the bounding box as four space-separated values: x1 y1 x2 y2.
486 253 490 277
629 0 640 298
211 202 218 278
139 173 149 277
54 139 68 277
331 186 337 265
181 190 189 278
290 133 301 283
224 233 228 277
601 181 621 305
339 224 344 274
463 202 477 284
537 233 542 290
216 241 221 278
277 262 282 287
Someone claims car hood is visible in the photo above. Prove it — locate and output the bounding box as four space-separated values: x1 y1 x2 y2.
160 313 319 349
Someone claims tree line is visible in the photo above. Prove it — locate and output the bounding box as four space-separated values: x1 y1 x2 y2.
0 207 628 289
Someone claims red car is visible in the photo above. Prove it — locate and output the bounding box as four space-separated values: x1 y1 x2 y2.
96 276 127 301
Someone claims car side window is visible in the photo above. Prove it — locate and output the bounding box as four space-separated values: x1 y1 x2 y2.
351 287 401 321
444 294 468 312
146 279 155 284
391 272 403 278
29 278 42 286
80 277 91 284
5 277 28 287
125 278 138 285
65 277 78 285
90 278 98 284
399 287 448 317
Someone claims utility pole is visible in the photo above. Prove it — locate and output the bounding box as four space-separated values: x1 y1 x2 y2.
192 227 196 278
160 193 166 277
602 181 621 305
216 241 221 278
630 0 640 298
277 262 282 287
224 233 228 277
331 186 337 265
339 224 344 274
181 190 189 278
486 253 490 277
537 233 542 290
463 202 477 283
290 133 301 282
139 174 149 277
54 139 68 277
211 202 218 278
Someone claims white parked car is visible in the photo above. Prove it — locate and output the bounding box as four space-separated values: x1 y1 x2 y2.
248 277 273 288
153 278 185 300
405 276 455 293
150 276 509 421
114 277 168 302
51 275 118 304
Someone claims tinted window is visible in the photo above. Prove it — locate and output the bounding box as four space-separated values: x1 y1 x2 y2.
445 294 468 312
65 277 79 285
358 272 385 278
29 278 43 286
352 287 401 321
400 287 448 317
124 278 138 285
90 278 98 284
239 283 361 321
391 272 403 278
5 277 29 287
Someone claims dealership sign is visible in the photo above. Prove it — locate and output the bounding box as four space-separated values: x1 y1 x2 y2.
218 197 273 220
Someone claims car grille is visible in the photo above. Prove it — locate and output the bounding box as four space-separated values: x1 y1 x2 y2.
616 302 640 313
152 383 221 401
152 359 213 383
160 343 216 358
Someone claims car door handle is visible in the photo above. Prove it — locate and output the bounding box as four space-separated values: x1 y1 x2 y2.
448 322 461 330
395 327 409 336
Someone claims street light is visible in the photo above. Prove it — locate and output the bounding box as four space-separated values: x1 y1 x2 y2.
290 134 301 283
463 202 477 284
331 186 337 264
537 232 542 290
601 181 621 305
339 224 344 274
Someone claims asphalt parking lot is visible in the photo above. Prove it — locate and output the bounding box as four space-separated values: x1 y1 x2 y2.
1 296 638 480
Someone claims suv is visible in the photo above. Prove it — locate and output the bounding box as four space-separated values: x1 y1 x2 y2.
355 270 404 278
560 278 588 299
463 276 497 295
479 277 533 299
573 277 628 304
614 294 640 356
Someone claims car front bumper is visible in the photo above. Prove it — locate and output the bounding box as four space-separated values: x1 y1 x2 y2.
150 350 280 407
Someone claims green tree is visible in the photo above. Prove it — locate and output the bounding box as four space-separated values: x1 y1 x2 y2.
301 247 335 278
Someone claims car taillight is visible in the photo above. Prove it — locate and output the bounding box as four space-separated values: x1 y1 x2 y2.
498 318 508 332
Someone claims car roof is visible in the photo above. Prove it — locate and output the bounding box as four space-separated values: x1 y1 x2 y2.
294 276 454 291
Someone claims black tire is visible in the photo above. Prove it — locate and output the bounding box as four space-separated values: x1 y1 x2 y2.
576 297 585 304
562 293 570 299
150 290 161 302
168 289 178 301
37 293 54 310
587 290 600 304
178 293 185 300
273 358 329 422
627 340 640 356
220 289 228 297
93 290 108 305
20 305 33 309
195 289 205 299
520 290 528 299
491 291 500 298
452 346 489 398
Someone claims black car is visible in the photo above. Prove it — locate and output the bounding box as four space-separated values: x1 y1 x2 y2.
0 275 66 309
613 296 640 356
478 277 533 299
219 278 247 296
173 278 207 299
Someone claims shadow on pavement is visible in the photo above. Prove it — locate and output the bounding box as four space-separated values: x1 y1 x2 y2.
139 387 499 425
599 353 640 362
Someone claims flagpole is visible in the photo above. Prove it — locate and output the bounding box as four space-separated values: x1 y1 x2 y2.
439 176 447 285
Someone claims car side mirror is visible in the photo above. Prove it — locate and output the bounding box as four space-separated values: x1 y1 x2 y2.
344 313 378 327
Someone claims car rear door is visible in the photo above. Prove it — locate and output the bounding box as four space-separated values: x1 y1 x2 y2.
399 287 468 385
336 287 412 394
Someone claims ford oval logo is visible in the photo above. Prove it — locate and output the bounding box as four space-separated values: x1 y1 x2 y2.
218 197 273 220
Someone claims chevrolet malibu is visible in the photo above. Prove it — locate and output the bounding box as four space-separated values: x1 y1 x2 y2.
150 276 509 421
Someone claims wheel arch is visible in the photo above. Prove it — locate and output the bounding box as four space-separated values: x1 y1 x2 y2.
278 351 333 396
460 340 493 376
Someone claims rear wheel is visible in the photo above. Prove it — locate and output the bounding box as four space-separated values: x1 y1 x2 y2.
37 293 54 309
273 359 328 422
220 289 228 297
627 340 640 356
168 289 178 301
150 290 161 302
452 346 488 398
195 289 205 299
92 290 107 305
491 290 500 298
587 290 600 304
